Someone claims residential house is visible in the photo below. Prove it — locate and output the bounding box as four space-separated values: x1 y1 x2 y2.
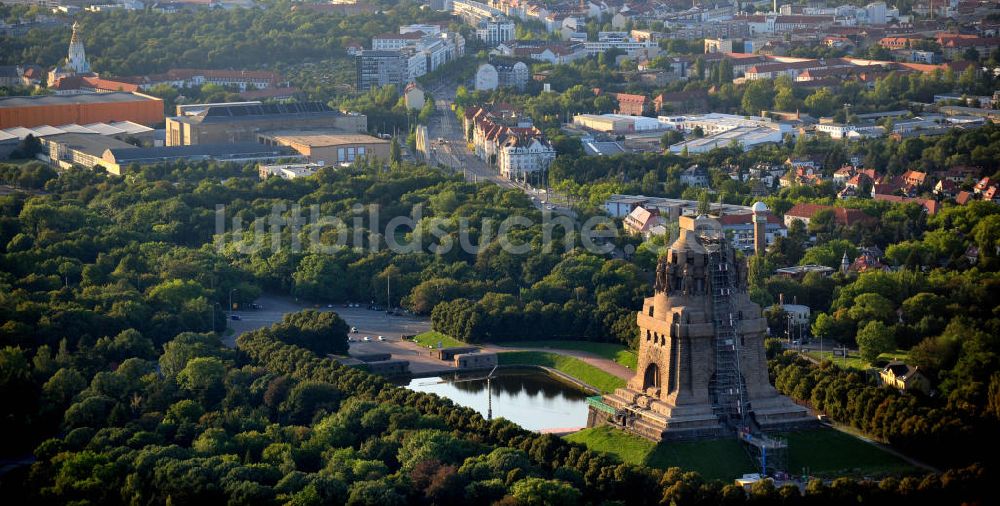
614 93 649 116
716 212 787 253
623 206 665 238
933 179 958 198
880 362 931 395
680 165 711 187
783 203 875 228
902 169 929 188
653 89 709 114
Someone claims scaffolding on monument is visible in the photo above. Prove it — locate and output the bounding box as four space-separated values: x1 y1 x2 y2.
740 429 789 477
703 230 790 476
703 232 748 430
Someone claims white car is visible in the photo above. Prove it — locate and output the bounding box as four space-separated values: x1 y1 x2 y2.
363 336 370 342
377 335 384 341
350 327 358 333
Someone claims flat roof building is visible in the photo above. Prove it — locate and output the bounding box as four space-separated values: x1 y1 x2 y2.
258 162 325 180
0 92 164 129
668 126 783 154
100 143 303 175
258 131 391 165
39 133 138 171
165 102 366 146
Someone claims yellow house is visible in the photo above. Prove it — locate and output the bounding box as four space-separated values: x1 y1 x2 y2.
880 362 930 395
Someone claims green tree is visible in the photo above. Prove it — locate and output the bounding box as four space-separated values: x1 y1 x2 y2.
741 80 774 115
856 321 895 364
510 477 581 506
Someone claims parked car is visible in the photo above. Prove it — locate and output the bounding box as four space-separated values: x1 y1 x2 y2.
363 336 370 342
377 336 384 341
350 326 358 333
230 315 241 321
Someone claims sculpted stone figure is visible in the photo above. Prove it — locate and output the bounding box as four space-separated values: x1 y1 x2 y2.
681 264 693 295
654 256 667 293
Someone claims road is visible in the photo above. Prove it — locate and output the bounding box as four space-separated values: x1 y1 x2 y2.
422 79 577 216
224 293 633 378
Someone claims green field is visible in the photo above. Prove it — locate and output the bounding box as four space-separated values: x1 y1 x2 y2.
782 428 915 478
515 340 638 369
802 349 908 371
566 426 755 480
496 351 626 393
566 426 915 481
412 330 469 349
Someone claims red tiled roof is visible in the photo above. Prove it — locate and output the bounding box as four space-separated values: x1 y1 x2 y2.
785 203 875 226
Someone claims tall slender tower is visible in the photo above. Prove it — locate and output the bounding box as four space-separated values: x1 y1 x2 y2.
752 201 769 256
67 22 90 74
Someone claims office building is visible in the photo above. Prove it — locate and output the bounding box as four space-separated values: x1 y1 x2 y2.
356 50 407 91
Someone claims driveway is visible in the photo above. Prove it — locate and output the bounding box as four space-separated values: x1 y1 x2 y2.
225 294 635 380
223 293 430 348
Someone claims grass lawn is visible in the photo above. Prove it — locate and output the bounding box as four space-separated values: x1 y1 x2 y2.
781 428 915 478
801 349 908 371
412 330 468 349
565 426 755 480
496 351 626 393
566 426 915 481
515 340 638 369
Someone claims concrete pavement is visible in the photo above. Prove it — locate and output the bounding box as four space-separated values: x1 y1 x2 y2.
223 293 634 380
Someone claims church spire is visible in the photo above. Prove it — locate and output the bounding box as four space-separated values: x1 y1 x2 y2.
67 21 90 74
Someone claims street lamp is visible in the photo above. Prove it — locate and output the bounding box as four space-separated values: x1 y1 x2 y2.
228 288 238 327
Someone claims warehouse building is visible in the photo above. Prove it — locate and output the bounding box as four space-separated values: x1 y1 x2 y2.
257 131 391 165
0 92 164 129
165 102 367 146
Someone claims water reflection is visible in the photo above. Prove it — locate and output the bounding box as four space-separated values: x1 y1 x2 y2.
404 370 590 431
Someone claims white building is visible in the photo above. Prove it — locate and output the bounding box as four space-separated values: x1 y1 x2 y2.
659 113 775 135
404 83 425 110
668 126 785 154
369 28 464 82
475 63 499 91
258 162 324 180
584 32 658 57
400 24 443 36
815 123 885 139
404 50 428 82
495 61 529 91
372 32 425 51
476 17 515 45
498 136 556 182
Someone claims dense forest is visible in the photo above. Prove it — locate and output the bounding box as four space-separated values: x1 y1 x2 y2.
0 160 647 454
0 158 996 504
0 0 451 96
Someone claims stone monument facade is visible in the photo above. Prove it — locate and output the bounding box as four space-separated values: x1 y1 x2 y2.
588 215 809 441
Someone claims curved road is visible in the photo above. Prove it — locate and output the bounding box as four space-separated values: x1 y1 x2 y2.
225 293 631 379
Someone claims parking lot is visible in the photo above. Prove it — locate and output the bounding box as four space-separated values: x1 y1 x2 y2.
224 294 456 375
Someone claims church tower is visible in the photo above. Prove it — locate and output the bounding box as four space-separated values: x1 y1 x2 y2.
588 216 810 441
67 22 90 74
